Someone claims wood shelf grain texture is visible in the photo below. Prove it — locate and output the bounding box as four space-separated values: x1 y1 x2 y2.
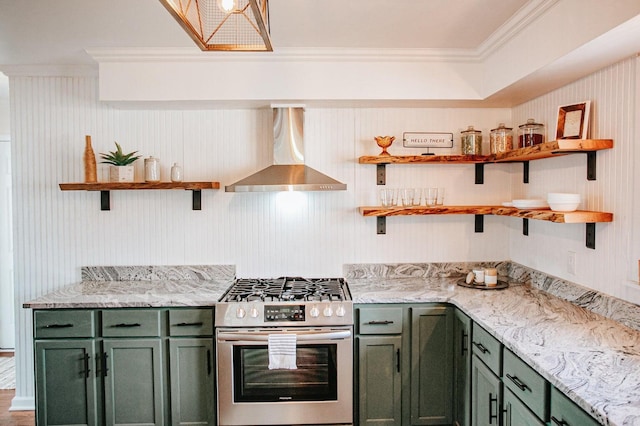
358 139 613 164
59 181 220 191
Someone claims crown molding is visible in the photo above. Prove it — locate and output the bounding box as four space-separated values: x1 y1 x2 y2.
0 64 98 77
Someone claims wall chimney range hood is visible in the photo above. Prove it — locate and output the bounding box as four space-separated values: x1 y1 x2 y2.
225 107 347 192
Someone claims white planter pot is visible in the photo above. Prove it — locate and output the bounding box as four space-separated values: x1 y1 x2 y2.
109 165 135 182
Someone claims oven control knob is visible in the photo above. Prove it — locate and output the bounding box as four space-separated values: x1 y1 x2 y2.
310 306 320 318
236 307 246 319
323 306 333 317
249 306 260 318
336 305 346 317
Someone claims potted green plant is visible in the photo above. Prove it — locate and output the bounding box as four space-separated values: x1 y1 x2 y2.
100 142 141 182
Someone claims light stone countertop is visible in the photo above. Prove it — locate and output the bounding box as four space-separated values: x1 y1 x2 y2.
347 276 640 426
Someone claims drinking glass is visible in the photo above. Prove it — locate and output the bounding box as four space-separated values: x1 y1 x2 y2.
401 188 415 207
412 188 422 206
425 187 438 206
436 187 445 205
380 188 397 207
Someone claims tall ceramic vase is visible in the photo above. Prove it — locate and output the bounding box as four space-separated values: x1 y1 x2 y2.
83 135 97 183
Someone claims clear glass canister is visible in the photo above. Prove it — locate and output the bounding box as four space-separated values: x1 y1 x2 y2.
144 156 161 182
461 126 482 155
489 123 513 154
518 119 545 148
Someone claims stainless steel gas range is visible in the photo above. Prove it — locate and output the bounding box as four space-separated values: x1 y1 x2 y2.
215 277 353 426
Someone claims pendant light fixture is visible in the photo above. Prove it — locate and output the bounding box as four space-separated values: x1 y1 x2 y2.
159 0 272 51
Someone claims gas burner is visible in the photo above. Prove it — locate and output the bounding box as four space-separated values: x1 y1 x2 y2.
219 277 349 304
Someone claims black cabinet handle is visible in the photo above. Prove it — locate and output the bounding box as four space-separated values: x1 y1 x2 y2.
461 331 469 355
102 353 109 377
367 320 394 325
110 323 141 328
207 349 212 376
551 416 569 426
489 393 498 424
44 323 73 329
473 341 489 354
396 349 400 373
83 353 90 379
506 374 531 392
175 322 204 327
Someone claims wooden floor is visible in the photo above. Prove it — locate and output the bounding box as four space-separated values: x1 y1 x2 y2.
0 353 35 426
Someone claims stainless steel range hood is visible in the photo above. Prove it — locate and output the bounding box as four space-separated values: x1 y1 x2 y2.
225 107 347 192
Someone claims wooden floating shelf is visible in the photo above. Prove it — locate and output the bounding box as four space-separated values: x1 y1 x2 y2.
359 139 613 184
359 205 612 248
59 181 220 211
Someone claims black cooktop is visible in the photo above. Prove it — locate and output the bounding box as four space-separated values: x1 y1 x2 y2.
220 277 349 303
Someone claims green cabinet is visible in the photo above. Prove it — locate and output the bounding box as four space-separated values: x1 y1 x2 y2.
358 335 403 426
168 308 216 425
502 387 545 426
471 355 502 426
34 339 100 426
550 386 600 426
410 306 453 425
453 309 471 426
355 304 453 426
34 310 100 426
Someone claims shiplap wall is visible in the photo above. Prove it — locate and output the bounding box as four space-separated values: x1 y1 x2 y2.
9 75 512 404
510 56 639 303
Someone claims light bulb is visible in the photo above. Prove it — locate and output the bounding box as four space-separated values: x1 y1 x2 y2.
217 0 236 13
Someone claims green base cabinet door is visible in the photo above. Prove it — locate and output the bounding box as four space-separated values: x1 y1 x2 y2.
550 387 600 426
503 388 545 426
35 339 99 426
410 306 453 425
453 309 471 426
358 335 403 426
169 338 216 425
103 339 164 426
471 356 502 426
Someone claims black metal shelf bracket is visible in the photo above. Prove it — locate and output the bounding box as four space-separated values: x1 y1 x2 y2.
523 218 529 235
586 152 596 180
474 215 484 233
100 191 110 211
586 223 596 249
475 164 484 184
377 217 386 234
192 190 202 210
377 164 386 185
523 161 530 184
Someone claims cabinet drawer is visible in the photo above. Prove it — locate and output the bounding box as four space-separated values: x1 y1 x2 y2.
102 309 162 337
550 386 599 426
503 349 549 421
503 387 546 426
34 310 96 339
358 307 404 334
169 309 213 336
471 323 502 375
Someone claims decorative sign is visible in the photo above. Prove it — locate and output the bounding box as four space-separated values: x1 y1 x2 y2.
403 132 454 149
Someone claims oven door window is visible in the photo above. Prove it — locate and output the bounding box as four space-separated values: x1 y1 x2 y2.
233 344 337 402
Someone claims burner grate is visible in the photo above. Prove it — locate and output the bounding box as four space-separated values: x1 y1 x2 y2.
221 277 348 303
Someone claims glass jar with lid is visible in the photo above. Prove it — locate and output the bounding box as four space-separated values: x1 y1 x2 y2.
518 118 545 148
461 126 482 155
490 123 513 154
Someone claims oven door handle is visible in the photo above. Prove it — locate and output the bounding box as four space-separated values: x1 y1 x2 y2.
217 329 352 342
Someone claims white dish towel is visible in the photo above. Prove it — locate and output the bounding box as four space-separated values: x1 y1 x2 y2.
268 334 297 370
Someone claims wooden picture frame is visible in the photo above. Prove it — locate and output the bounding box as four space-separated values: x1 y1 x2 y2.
556 101 590 139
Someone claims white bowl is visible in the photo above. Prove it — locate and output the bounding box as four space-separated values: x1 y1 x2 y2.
547 192 580 202
548 202 580 212
512 199 548 209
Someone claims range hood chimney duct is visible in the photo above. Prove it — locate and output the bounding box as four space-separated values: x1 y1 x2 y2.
225 107 347 192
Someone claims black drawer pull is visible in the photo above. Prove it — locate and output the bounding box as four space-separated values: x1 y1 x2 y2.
44 323 74 329
396 349 400 373
207 349 212 375
110 323 142 328
473 341 490 354
551 416 569 426
175 322 204 327
367 320 394 325
102 353 109 377
83 353 91 379
461 331 469 355
506 374 531 392
489 393 498 424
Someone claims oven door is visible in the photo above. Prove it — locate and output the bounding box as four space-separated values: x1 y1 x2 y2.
216 327 353 426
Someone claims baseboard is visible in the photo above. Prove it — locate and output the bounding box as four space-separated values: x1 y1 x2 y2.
9 396 35 411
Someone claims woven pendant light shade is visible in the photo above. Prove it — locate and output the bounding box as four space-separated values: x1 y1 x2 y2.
159 0 272 51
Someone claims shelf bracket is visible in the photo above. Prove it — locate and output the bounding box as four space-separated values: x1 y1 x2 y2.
475 164 484 184
523 161 530 184
377 164 386 185
192 190 202 210
523 218 529 235
100 191 110 211
377 217 386 234
586 151 596 180
474 215 484 233
586 223 596 249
